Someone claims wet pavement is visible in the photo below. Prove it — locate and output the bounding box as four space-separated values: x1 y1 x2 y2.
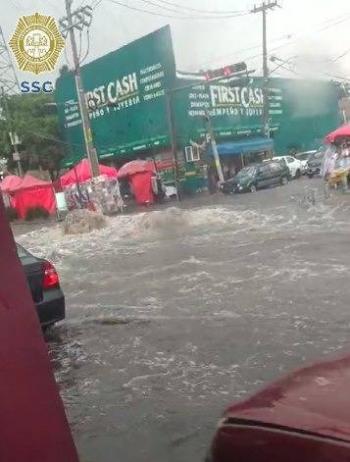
15 178 350 462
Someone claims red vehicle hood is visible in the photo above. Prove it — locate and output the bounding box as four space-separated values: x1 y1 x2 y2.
224 354 350 441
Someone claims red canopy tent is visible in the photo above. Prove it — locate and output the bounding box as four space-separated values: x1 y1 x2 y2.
60 158 118 187
117 160 156 205
325 124 350 144
11 174 56 219
0 175 22 193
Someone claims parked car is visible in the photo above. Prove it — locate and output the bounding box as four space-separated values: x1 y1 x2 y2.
220 160 290 194
206 354 350 462
295 150 317 173
328 156 350 189
17 244 65 329
306 151 325 178
273 155 303 178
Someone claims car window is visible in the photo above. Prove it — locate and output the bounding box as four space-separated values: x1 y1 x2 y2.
236 166 256 178
269 162 282 173
310 151 324 160
16 244 37 265
295 153 309 161
16 244 29 258
278 158 287 166
258 164 269 174
287 157 294 163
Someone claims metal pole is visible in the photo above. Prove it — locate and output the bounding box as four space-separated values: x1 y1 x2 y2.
13 144 23 176
165 91 181 200
1 87 23 176
262 6 269 138
251 2 279 138
65 0 99 177
205 111 224 183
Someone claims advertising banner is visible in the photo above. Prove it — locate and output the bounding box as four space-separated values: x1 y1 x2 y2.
56 26 176 166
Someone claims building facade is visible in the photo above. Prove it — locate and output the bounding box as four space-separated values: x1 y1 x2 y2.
55 26 342 192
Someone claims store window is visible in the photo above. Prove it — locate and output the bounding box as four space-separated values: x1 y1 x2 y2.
185 145 200 162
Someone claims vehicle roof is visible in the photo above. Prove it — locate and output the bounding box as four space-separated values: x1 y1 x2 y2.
224 354 350 441
247 160 279 167
273 155 294 159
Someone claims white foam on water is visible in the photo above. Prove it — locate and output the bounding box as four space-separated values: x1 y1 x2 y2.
18 201 348 259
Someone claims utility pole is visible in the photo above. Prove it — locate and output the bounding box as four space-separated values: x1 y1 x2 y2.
1 87 23 176
165 92 182 200
251 1 279 138
60 1 99 177
205 110 224 183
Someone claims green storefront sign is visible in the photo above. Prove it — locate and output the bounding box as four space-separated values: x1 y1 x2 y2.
172 77 341 153
55 26 176 166
56 25 341 168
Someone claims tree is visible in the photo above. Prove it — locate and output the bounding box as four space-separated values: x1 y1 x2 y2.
0 92 65 179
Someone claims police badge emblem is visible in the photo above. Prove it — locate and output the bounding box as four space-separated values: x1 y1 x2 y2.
9 12 65 75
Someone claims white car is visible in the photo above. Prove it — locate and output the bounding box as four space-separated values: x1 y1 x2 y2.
273 156 303 178
295 150 318 174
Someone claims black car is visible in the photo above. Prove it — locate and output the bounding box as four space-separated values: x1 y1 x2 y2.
220 160 290 194
17 244 65 328
306 151 324 178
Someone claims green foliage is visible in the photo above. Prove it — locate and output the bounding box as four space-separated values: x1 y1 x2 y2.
25 206 50 221
0 92 65 178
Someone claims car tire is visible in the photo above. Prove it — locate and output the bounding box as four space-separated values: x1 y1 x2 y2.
308 173 313 178
281 176 288 185
295 169 301 178
250 184 257 193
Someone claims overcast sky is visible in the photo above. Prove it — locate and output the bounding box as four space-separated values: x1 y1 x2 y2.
3 0 350 84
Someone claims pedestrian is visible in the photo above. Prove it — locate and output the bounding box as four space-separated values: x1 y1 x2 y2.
321 147 337 198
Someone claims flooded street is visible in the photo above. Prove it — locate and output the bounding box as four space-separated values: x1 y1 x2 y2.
16 178 350 462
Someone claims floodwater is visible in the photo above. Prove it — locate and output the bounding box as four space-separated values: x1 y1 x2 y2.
16 178 350 462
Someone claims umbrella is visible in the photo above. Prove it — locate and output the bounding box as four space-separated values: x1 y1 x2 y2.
325 124 350 144
117 160 155 179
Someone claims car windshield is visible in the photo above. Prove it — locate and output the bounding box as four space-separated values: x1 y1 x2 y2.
309 151 324 161
296 152 315 161
236 166 256 178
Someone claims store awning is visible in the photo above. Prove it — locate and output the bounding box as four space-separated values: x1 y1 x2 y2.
209 137 274 156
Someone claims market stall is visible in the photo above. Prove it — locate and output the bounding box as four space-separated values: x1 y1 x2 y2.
60 158 118 187
0 175 22 208
11 174 56 219
117 160 156 206
60 159 122 213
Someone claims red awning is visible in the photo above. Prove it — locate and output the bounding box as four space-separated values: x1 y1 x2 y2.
60 159 118 187
0 175 22 193
117 160 155 179
11 174 52 191
325 124 350 144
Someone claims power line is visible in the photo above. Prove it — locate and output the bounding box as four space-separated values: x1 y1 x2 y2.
192 11 350 73
137 0 245 16
331 47 350 63
104 0 248 20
